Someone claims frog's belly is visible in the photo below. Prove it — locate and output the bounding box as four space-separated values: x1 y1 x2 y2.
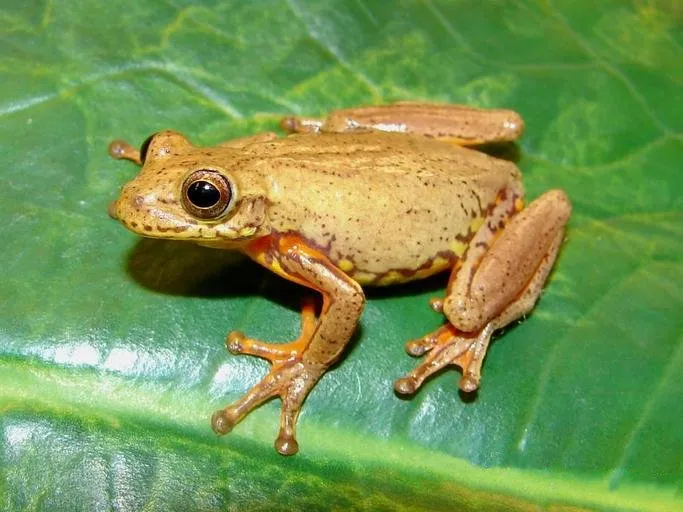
294 196 488 287
267 144 519 286
346 250 456 286
327 219 480 286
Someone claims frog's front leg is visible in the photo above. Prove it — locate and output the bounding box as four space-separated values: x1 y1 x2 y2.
281 101 524 145
212 235 365 455
395 189 571 395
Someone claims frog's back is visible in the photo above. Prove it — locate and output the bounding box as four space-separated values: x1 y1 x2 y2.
245 132 521 285
245 131 516 181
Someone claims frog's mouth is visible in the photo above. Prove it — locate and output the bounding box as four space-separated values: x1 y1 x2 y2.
108 193 188 239
108 196 255 243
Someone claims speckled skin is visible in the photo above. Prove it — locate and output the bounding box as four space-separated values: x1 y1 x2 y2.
109 102 571 455
112 130 522 284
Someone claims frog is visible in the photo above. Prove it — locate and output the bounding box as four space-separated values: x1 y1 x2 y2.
108 102 571 456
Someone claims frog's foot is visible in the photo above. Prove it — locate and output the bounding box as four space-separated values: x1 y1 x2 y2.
224 298 317 361
211 360 324 455
108 139 141 164
280 102 524 144
211 300 322 455
395 322 494 395
428 297 444 313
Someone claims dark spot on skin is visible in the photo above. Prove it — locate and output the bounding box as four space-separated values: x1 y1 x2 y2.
143 225 152 231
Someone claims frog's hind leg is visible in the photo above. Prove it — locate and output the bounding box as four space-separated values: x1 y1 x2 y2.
280 115 325 134
395 324 492 394
395 189 571 396
281 102 524 145
395 232 562 394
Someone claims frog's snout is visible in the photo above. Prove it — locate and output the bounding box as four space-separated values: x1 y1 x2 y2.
108 182 147 228
109 181 193 239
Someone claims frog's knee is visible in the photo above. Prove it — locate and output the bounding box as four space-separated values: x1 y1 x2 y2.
442 296 487 333
531 188 572 220
342 284 366 317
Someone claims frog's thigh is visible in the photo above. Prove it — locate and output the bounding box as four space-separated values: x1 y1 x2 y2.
454 228 566 391
492 228 565 328
443 189 571 333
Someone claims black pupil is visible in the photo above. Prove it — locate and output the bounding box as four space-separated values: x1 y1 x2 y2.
187 181 221 208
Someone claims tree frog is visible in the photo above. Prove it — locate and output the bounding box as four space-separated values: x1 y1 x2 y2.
108 102 571 455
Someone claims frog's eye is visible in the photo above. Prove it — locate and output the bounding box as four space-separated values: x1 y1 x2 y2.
181 169 233 219
139 133 156 164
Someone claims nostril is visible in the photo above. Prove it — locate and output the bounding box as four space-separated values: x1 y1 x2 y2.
133 195 145 207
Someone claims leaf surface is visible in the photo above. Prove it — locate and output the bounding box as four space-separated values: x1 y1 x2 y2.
1 1 681 510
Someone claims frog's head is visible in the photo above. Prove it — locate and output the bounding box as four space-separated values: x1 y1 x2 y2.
109 131 270 246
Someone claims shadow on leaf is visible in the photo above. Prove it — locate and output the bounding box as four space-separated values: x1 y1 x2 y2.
474 141 522 163
126 237 452 303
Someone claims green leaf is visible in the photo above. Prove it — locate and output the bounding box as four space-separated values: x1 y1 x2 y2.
1 0 681 510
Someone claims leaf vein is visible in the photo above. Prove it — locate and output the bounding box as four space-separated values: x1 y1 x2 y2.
606 323 683 489
546 0 674 136
523 133 677 173
283 0 383 100
515 261 658 454
423 0 595 72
